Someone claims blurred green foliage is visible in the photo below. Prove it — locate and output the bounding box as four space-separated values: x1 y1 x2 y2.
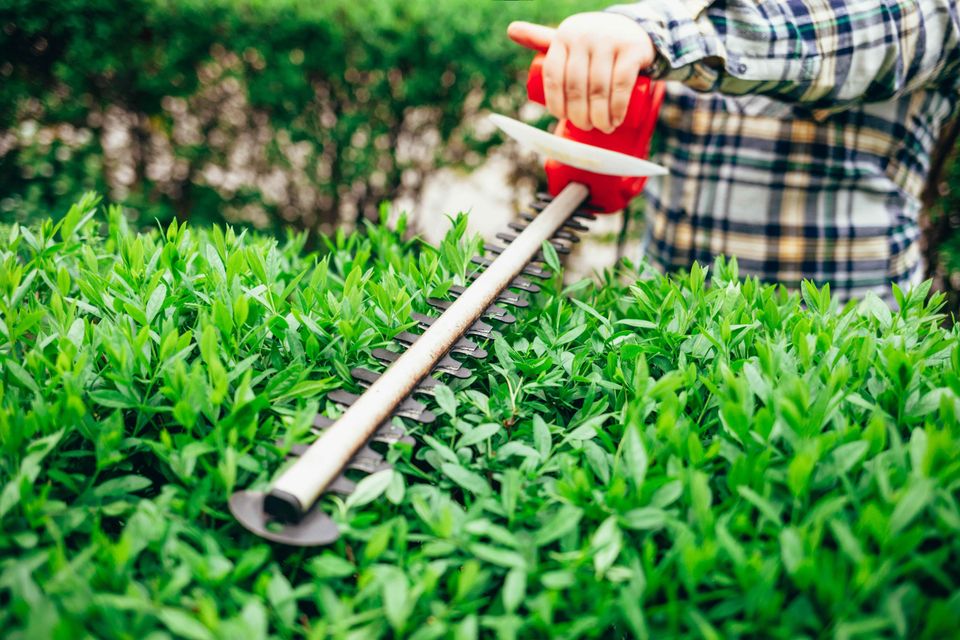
2 0 958 312
0 0 592 230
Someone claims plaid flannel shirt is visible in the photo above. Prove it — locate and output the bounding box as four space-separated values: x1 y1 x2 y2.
606 0 960 301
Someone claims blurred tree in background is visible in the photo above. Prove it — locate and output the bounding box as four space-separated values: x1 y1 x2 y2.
1 0 959 312
0 0 592 231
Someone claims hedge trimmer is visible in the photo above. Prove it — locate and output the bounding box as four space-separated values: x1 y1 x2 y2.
230 52 666 545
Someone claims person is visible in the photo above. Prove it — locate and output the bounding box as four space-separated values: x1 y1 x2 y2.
508 2 960 302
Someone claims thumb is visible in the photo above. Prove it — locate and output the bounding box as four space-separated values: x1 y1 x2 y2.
507 21 555 53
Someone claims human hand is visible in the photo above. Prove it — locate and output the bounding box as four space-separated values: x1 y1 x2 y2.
508 13 655 133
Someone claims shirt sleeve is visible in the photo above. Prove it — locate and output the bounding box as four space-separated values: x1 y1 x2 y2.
605 0 960 107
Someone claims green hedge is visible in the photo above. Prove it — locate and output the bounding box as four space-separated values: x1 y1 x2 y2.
1 194 959 638
0 0 593 230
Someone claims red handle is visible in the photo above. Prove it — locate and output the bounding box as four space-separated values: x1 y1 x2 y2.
526 53 664 213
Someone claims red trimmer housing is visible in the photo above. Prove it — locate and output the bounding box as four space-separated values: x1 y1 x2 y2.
526 54 664 213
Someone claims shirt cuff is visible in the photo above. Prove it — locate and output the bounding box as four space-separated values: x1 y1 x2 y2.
605 1 724 92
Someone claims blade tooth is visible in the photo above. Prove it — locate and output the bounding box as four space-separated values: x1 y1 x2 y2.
437 355 473 378
535 191 554 203
443 368 472 380
425 299 451 312
529 266 552 279
327 388 363 406
356 444 387 465
520 262 552 280
412 407 438 423
467 319 495 338
458 345 490 360
313 414 335 429
411 375 440 395
461 296 518 322
392 330 418 348
498 297 528 311
427 296 517 323
528 258 551 272
394 329 488 359
345 455 392 474
374 422 416 445
553 230 582 243
371 347 400 364
515 279 541 293
327 475 357 495
396 396 436 422
449 284 527 309
572 209 599 220
328 388 436 424
496 232 571 254
288 442 309 456
412 311 493 340
423 298 450 314
350 366 381 387
410 311 436 326
484 243 507 256
373 345 472 380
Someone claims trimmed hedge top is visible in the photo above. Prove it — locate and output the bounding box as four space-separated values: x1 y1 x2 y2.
1 194 959 639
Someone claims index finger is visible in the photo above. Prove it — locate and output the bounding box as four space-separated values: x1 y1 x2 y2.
507 21 555 53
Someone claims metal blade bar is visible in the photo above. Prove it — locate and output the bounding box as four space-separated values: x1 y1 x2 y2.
261 183 589 522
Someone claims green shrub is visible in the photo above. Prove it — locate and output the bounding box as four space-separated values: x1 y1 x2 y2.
1 194 959 638
0 0 592 230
